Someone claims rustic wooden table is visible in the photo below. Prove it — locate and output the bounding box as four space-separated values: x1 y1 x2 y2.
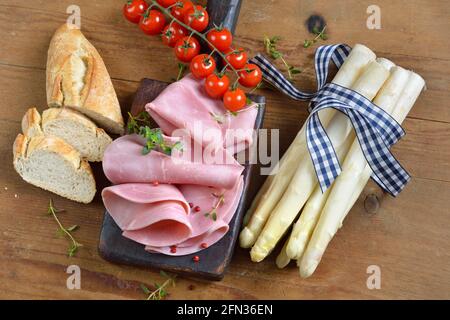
1 0 449 299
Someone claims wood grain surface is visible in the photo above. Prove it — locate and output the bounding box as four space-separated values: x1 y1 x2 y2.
0 0 449 299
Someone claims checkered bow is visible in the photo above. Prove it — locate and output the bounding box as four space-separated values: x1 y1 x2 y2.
250 44 410 196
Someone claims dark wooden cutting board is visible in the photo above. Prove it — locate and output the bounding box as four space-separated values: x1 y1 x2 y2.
98 78 265 280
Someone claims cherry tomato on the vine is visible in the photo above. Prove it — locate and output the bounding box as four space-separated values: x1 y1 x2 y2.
162 22 187 47
223 88 247 112
171 0 194 21
205 74 230 98
238 63 262 88
206 27 232 52
174 36 200 62
224 48 248 70
139 9 166 36
123 0 149 24
190 54 216 79
184 5 209 32
156 0 177 7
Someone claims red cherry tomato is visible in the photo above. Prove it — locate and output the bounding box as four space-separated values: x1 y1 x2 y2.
224 48 248 70
162 22 187 47
207 27 232 52
156 0 177 7
139 9 166 36
190 54 216 79
183 5 209 32
205 74 230 98
238 63 262 88
223 88 247 112
174 36 200 62
171 0 194 21
123 0 148 24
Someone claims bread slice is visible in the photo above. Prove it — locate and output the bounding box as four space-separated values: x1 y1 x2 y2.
13 133 96 203
46 24 124 134
21 107 112 162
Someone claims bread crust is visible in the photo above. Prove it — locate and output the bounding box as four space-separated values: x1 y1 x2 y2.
21 107 43 137
46 24 124 134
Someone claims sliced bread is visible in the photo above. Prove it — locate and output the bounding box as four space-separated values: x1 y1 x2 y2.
22 108 112 161
13 133 96 204
46 24 124 134
22 107 112 162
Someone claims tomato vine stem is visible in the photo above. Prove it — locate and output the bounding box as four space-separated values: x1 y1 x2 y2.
151 0 240 76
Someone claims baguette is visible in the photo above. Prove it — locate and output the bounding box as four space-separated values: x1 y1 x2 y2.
46 24 124 134
13 133 96 203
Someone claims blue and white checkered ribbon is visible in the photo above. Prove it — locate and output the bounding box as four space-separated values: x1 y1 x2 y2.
250 44 410 197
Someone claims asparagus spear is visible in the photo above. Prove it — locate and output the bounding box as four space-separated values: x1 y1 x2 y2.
299 68 425 278
250 60 391 262
239 44 377 249
275 238 291 269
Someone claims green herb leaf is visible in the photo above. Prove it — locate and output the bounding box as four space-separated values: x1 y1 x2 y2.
127 111 151 134
304 25 328 49
264 35 301 79
143 272 177 301
303 39 312 48
289 66 302 75
140 284 151 295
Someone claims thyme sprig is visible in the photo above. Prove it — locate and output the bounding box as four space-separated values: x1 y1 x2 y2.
127 112 182 155
141 271 177 300
140 126 183 155
127 111 152 134
47 199 82 257
264 35 301 79
303 25 328 49
204 193 225 221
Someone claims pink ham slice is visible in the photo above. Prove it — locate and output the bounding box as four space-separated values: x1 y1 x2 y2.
102 183 192 247
103 134 243 190
145 176 244 256
146 74 258 154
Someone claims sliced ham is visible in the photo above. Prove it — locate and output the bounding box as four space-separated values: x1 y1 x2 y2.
102 75 258 257
102 183 192 247
103 134 243 190
145 176 244 256
146 74 258 154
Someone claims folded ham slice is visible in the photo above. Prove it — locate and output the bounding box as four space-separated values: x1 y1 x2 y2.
145 74 258 154
145 176 244 256
103 134 243 190
102 183 192 247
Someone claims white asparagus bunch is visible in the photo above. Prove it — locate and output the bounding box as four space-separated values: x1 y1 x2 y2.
250 59 391 262
298 67 426 278
240 44 377 250
277 59 402 267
